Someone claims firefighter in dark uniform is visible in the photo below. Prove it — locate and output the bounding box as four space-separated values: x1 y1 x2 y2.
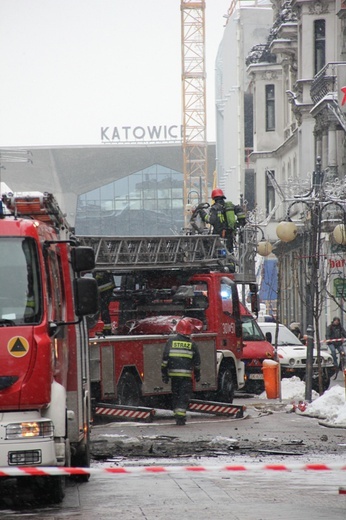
198 188 246 253
95 271 115 334
161 318 201 425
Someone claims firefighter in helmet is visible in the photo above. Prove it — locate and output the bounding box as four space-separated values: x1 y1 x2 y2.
161 318 201 425
95 271 115 334
198 188 246 253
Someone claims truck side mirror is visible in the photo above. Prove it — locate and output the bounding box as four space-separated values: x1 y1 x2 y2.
71 246 95 273
73 277 99 316
265 331 272 343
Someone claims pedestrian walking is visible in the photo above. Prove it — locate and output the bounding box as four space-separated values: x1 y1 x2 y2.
161 318 201 425
325 317 346 369
289 322 303 341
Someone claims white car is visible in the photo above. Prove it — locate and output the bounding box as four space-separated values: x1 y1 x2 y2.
258 322 334 392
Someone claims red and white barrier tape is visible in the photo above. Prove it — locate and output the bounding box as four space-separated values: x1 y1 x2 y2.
1 463 346 477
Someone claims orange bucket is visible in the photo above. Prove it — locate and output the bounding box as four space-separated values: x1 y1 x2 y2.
262 359 280 399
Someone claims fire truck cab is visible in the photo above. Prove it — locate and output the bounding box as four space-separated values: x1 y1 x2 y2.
0 191 98 502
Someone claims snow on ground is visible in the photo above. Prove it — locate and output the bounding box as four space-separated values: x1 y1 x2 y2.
260 376 346 428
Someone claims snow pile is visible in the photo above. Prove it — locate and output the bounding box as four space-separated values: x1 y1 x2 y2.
259 376 318 402
280 376 319 402
301 386 346 427
260 376 346 428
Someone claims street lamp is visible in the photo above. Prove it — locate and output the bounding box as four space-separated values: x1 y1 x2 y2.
257 239 273 256
333 223 346 245
276 221 297 242
275 157 346 401
243 222 273 257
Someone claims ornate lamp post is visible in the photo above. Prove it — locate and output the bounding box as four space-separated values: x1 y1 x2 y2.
275 157 346 401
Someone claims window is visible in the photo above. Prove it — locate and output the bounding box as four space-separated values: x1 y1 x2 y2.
314 20 325 75
0 238 42 324
265 85 275 131
76 164 184 236
241 316 265 341
221 279 233 315
266 170 275 216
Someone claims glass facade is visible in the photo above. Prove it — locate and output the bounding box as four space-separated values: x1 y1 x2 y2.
75 164 184 236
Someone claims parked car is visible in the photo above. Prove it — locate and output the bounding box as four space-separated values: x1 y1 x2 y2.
258 322 334 392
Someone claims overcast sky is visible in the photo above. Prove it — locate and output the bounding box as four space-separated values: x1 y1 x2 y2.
0 0 232 147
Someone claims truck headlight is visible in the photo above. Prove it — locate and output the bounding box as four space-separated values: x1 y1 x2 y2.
6 421 54 440
289 358 296 366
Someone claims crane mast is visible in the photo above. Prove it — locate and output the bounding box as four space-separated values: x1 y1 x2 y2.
181 0 208 226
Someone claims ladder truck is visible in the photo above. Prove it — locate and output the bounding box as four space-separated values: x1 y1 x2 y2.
78 232 273 408
0 191 98 503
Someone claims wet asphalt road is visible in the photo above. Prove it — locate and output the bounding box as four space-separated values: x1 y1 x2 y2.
90 373 346 461
0 376 346 518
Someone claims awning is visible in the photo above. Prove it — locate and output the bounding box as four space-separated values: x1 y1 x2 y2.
258 257 278 301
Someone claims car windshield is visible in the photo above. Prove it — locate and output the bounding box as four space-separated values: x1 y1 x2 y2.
241 315 266 341
0 237 42 325
263 326 303 346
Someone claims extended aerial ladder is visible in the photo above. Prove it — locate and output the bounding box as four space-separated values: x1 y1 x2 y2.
77 232 257 283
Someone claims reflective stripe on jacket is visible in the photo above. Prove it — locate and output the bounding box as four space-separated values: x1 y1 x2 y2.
162 333 201 378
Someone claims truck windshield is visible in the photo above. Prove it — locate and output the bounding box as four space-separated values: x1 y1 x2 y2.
241 316 266 341
0 237 42 325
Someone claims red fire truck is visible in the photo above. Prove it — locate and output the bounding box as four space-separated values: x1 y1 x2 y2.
0 191 98 502
78 234 274 408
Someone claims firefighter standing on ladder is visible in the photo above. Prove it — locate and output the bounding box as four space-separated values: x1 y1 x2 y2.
197 188 246 253
161 318 201 425
95 271 115 334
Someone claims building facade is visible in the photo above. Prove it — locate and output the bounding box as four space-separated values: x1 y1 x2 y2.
217 0 346 335
215 0 273 206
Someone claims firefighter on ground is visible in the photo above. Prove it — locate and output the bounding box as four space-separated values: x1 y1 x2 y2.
161 318 201 425
326 316 346 369
95 271 115 334
197 188 246 253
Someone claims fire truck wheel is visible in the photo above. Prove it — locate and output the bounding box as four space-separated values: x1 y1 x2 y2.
29 476 65 504
217 368 235 403
118 372 142 406
71 429 91 482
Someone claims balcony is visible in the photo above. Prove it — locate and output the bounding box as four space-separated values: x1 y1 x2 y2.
310 63 338 105
310 62 346 132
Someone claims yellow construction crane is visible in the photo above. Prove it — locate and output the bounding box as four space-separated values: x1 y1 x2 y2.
181 1 208 226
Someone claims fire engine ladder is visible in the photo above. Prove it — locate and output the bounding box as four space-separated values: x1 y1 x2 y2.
2 191 71 232
76 234 232 272
77 231 257 282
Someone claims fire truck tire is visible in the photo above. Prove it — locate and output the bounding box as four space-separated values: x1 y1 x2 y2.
71 429 91 482
25 475 65 504
118 372 142 406
71 397 91 482
217 368 235 403
72 446 91 482
46 476 66 503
